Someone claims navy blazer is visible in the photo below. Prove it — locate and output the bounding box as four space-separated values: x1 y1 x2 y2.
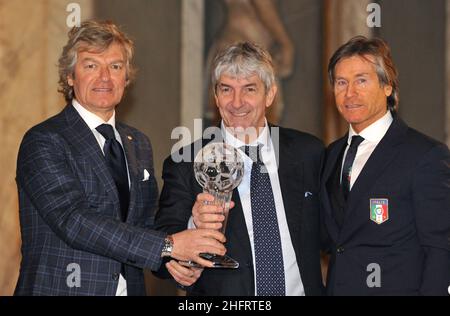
321 116 450 295
155 126 325 296
15 104 166 296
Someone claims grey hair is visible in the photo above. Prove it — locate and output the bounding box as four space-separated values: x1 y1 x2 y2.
211 42 275 94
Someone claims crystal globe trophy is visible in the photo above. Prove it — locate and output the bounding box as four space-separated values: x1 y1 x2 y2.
191 142 244 268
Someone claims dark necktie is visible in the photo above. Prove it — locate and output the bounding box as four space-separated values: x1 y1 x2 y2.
96 124 129 222
341 135 364 200
243 145 286 296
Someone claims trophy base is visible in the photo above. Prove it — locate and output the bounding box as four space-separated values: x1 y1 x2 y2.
181 253 239 269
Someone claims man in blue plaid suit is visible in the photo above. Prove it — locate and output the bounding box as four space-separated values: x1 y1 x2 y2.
15 20 225 296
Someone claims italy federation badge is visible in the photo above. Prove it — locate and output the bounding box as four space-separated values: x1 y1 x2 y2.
370 199 389 224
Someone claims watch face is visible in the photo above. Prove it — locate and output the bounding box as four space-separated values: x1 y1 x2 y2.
162 236 173 257
167 240 173 252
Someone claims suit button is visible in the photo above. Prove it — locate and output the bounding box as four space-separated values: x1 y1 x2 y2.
337 247 345 254
112 273 120 281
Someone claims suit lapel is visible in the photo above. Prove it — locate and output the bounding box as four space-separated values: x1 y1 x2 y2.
321 137 347 240
227 189 253 261
276 130 303 247
62 105 120 206
117 124 139 222
322 137 348 187
341 118 408 234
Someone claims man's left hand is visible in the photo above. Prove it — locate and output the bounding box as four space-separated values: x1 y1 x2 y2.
166 260 203 287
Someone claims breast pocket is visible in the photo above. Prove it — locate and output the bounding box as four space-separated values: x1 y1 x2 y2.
133 168 158 216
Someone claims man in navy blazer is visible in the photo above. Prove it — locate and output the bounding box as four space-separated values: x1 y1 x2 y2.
15 20 225 296
321 36 450 295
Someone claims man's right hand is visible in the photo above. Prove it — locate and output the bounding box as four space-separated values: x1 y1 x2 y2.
192 193 235 230
171 229 226 268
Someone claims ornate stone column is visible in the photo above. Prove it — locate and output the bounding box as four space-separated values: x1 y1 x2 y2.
180 0 204 146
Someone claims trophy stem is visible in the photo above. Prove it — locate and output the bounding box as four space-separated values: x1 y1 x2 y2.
205 189 233 234
179 190 238 269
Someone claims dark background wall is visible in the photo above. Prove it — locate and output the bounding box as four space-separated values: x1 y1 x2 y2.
206 0 448 143
205 0 324 138
277 1 324 138
379 0 446 142
94 0 448 176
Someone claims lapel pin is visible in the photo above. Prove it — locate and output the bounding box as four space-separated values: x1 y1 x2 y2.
127 135 133 141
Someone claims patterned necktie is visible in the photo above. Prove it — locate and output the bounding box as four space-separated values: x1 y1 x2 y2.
341 135 364 199
96 124 129 222
244 145 286 296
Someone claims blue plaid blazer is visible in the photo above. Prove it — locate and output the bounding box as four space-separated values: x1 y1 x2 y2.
15 104 165 296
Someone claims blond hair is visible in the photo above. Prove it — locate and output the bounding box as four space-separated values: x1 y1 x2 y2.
58 20 136 102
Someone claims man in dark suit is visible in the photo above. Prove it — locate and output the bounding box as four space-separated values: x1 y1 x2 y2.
321 36 450 295
155 42 325 296
15 20 225 296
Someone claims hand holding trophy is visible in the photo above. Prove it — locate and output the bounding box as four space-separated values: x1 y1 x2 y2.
189 142 244 268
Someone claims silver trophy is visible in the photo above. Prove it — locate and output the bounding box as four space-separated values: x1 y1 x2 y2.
191 142 244 268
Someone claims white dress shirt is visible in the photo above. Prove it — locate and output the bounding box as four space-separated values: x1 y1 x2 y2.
72 100 128 296
189 120 305 296
341 110 394 189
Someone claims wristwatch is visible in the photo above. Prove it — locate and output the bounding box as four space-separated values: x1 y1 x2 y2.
161 235 174 258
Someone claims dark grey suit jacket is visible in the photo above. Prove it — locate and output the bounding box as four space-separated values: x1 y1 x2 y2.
15 104 166 295
155 126 325 296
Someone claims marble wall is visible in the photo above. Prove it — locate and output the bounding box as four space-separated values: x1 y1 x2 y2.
0 0 93 295
380 0 447 142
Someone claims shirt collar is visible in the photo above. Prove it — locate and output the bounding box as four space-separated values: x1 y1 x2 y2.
348 110 393 144
220 119 271 151
72 99 116 131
